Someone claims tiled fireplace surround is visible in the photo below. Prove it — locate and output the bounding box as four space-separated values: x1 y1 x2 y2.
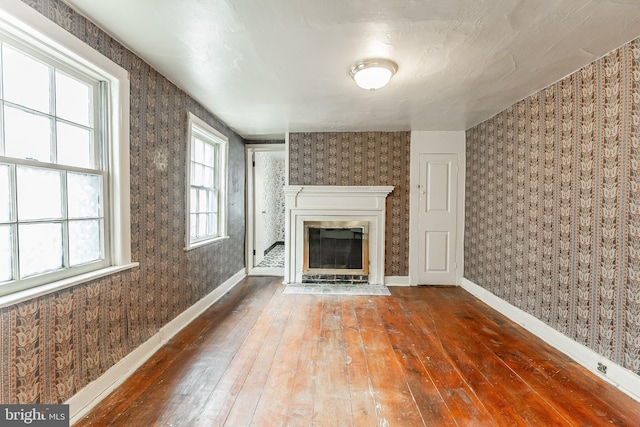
283 185 394 285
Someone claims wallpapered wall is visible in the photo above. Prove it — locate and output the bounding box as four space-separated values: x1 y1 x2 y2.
465 37 640 374
0 0 246 404
258 152 285 250
288 132 410 276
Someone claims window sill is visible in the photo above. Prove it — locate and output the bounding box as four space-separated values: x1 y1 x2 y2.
184 235 230 251
0 262 140 309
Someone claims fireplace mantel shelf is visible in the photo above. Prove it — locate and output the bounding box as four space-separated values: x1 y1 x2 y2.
284 185 395 197
284 185 394 285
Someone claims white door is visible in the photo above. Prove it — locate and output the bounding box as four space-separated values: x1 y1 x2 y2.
417 153 458 284
253 153 266 265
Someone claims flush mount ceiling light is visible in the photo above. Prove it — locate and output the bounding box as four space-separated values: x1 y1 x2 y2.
349 59 398 91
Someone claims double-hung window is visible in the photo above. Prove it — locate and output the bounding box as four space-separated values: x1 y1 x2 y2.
0 0 133 300
186 112 228 249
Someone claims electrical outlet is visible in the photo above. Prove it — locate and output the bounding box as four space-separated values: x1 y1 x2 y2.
597 362 607 374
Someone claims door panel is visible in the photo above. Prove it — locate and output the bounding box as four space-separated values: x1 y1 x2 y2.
427 163 450 211
425 231 449 271
418 153 457 284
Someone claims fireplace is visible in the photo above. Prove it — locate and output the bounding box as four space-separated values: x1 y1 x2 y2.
303 221 369 279
283 185 394 285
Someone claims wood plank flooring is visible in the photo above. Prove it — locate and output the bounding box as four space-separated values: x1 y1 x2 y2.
75 277 640 426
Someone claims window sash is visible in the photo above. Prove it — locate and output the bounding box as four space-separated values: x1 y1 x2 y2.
189 138 221 241
0 158 109 293
0 35 102 170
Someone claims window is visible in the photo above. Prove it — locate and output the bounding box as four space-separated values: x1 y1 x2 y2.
186 112 228 248
0 0 134 301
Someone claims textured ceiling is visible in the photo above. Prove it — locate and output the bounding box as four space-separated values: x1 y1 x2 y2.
63 0 640 139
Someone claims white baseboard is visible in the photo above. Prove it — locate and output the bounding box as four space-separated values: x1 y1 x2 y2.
385 276 411 286
460 277 640 403
67 269 246 424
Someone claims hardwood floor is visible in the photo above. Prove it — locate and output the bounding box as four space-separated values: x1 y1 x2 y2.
75 276 640 426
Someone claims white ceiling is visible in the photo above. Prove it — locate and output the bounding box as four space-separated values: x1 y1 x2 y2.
63 0 640 140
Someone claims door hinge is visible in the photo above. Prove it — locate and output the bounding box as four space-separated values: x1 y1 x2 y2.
253 249 256 255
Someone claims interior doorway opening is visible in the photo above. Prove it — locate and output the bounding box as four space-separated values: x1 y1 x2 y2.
246 144 286 276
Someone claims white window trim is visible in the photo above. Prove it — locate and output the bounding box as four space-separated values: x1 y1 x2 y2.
0 0 137 307
185 112 228 250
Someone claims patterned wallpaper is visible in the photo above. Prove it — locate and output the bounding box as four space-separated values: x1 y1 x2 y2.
259 153 285 250
289 132 410 276
0 0 246 404
465 37 640 374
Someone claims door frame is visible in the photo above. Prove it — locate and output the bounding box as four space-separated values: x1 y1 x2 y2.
409 131 466 286
253 152 267 266
245 143 286 274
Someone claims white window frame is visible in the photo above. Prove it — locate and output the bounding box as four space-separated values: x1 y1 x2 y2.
0 0 136 307
185 112 228 250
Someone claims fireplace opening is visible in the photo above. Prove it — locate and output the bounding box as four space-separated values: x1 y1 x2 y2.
303 221 369 279
308 227 363 269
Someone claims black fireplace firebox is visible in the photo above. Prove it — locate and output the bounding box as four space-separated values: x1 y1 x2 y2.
303 221 369 279
308 227 363 270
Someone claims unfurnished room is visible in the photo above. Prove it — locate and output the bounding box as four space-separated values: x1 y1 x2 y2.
0 0 640 425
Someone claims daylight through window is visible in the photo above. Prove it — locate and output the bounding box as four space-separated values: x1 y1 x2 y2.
0 37 109 294
186 113 228 248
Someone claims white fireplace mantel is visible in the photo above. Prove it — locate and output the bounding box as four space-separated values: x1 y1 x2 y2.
283 185 394 284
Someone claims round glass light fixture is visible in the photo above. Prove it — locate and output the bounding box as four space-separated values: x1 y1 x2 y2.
349 59 398 91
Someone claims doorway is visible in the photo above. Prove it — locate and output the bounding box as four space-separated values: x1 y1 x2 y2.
246 144 286 276
409 131 466 285
416 153 459 284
